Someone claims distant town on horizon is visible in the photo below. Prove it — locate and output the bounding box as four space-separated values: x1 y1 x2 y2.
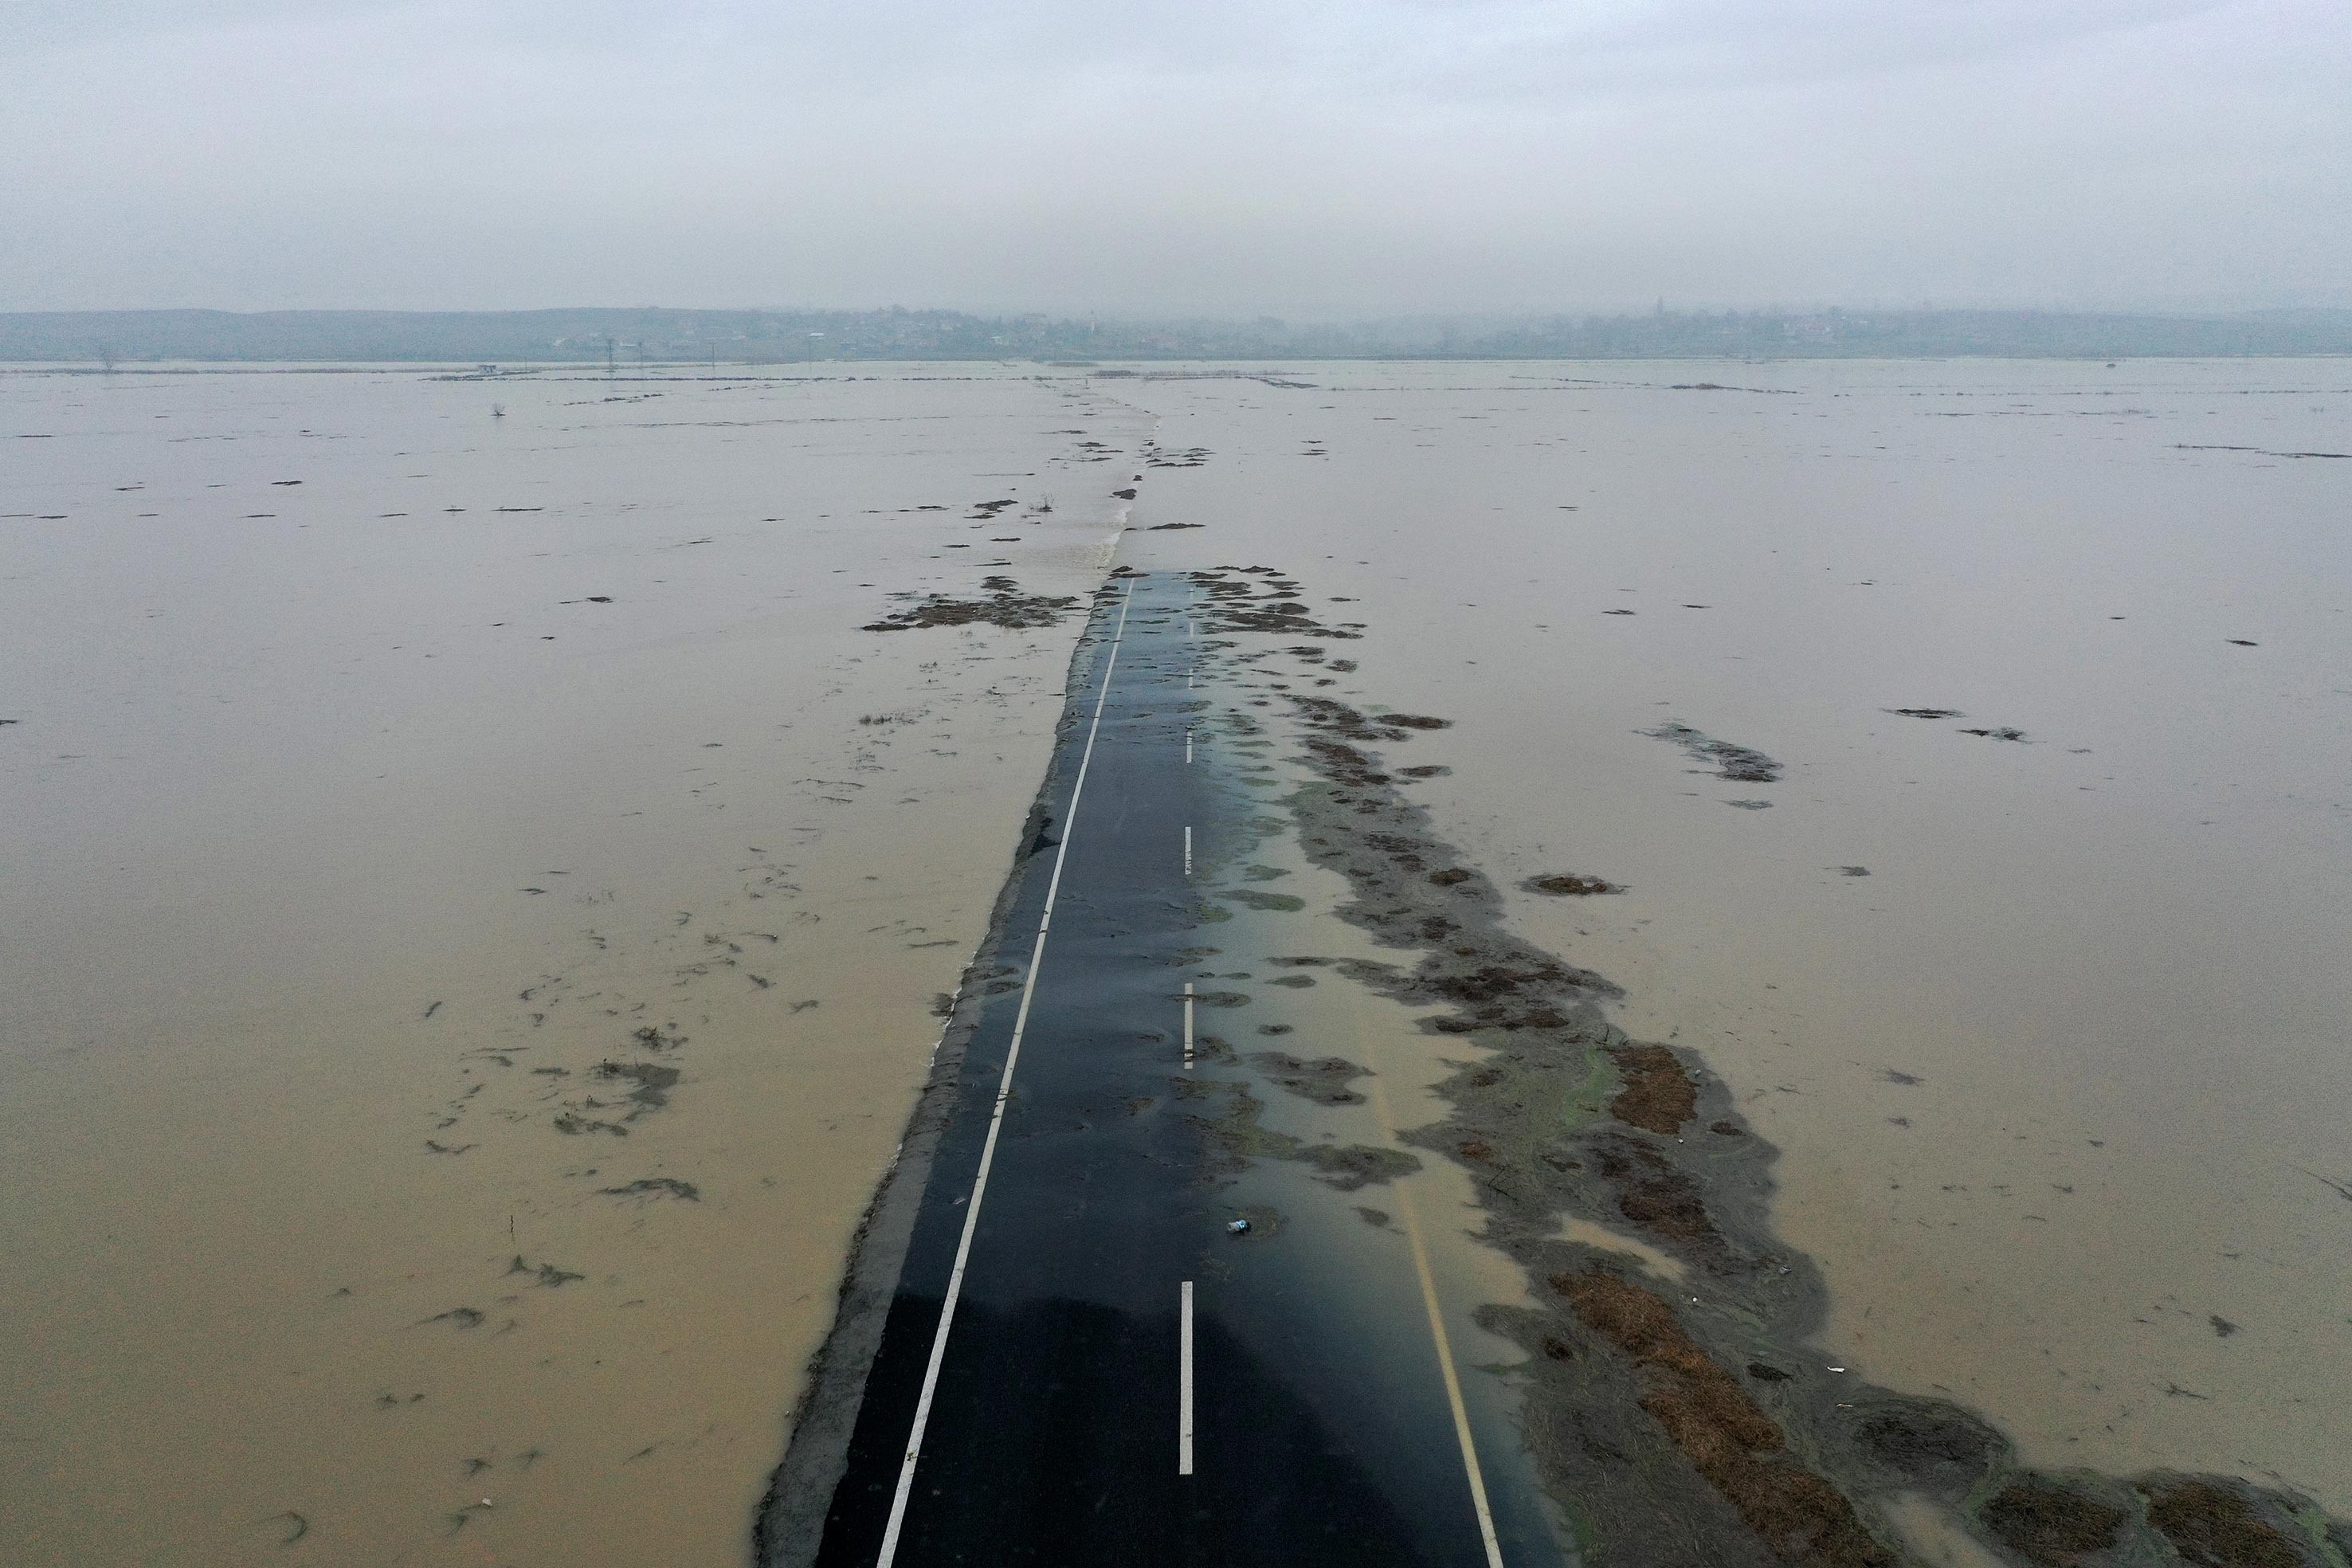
6 304 2352 364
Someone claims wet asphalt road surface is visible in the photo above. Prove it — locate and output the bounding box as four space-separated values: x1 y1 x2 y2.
774 574 1533 1567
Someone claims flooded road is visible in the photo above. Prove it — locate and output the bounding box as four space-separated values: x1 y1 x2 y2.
6 356 2348 1565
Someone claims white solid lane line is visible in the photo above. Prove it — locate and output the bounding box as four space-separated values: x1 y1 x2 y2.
1179 1281 1196 1476
872 581 1137 1568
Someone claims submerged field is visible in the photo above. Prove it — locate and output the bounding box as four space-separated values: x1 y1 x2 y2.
3 358 2347 1565
0 364 1139 1564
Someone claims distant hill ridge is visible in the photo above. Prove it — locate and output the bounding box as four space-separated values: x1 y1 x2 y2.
6 305 2351 363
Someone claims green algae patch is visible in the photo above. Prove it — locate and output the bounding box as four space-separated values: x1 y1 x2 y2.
1437 1042 1617 1175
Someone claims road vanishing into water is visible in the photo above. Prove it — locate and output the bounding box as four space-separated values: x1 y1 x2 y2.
759 572 1551 1567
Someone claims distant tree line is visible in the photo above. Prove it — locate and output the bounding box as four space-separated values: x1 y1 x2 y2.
3 304 2349 363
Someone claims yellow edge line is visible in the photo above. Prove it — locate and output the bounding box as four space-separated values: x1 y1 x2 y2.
1370 1074 1508 1568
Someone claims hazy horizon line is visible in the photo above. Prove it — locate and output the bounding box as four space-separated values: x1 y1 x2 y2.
11 300 2352 323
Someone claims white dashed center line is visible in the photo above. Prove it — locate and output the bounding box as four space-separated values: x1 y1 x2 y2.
1178 1280 1196 1476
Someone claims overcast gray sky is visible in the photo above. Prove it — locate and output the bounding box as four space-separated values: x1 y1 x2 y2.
2 0 2346 315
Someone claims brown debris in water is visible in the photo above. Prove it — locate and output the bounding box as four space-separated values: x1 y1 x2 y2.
1852 1405 1998 1489
1299 1143 1422 1191
1609 1043 1697 1135
1978 1477 2127 1567
1292 695 1444 744
1249 1051 1370 1106
1596 1138 1719 1248
1307 736 1388 788
1190 568 1363 640
1421 956 1598 1009
593 1059 680 1109
861 577 1078 632
1524 873 1623 896
1190 1077 1419 1192
598 1176 700 1201
2143 1480 2310 1568
1556 1269 1894 1568
1646 721 1782 783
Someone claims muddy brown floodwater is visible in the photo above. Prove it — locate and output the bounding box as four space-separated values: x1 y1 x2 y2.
0 363 1141 1566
